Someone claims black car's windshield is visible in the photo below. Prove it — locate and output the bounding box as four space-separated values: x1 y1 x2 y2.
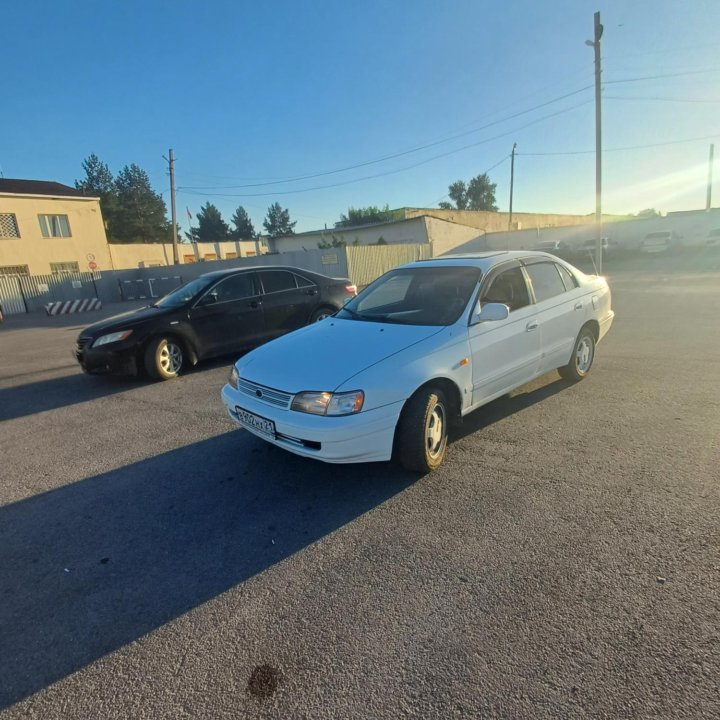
336 266 481 326
153 276 214 308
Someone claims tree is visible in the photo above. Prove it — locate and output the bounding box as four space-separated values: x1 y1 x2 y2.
336 204 400 227
441 173 498 211
186 202 231 243
75 153 119 240
263 202 296 238
318 233 346 249
636 208 659 218
113 164 170 243
230 206 256 239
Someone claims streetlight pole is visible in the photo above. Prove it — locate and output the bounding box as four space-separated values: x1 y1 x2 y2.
508 142 517 232
587 11 603 273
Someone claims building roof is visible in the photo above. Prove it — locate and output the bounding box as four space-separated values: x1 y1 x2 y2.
0 178 87 197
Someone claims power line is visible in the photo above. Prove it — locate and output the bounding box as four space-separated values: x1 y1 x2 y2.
518 133 719 156
179 100 591 199
604 67 720 84
178 85 593 191
605 94 720 104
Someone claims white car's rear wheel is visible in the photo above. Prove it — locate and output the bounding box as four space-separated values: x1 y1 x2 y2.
397 387 448 473
559 326 595 381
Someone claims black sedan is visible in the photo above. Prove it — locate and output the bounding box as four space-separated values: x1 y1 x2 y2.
75 266 357 379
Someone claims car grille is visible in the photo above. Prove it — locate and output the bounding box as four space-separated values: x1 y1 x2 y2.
236 377 292 409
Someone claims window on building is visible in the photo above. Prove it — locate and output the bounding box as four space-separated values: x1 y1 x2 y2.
0 265 30 276
38 214 72 238
204 253 217 261
224 252 237 259
50 261 80 274
0 213 21 238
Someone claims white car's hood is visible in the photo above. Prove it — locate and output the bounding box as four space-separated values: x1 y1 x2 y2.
236 318 444 392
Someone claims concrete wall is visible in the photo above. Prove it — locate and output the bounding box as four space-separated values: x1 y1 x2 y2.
270 216 430 253
0 193 111 275
107 240 263 269
424 216 484 256
403 207 628 233
479 208 720 252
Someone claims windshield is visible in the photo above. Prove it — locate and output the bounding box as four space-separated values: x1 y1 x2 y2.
337 266 481 326
153 276 214 308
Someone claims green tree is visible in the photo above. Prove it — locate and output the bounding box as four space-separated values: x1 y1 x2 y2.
636 208 659 218
263 202 296 238
113 164 170 243
230 206 256 239
442 173 498 212
75 153 119 240
186 202 231 243
318 233 346 249
336 204 400 227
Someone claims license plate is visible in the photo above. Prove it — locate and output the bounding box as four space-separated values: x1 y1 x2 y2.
235 406 276 437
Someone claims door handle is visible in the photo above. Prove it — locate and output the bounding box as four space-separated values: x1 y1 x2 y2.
526 320 539 332
304 288 318 296
574 302 583 310
249 299 262 309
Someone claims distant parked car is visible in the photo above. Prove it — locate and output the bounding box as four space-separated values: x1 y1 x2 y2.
75 266 357 379
222 251 614 472
640 231 680 253
532 240 569 254
706 229 720 246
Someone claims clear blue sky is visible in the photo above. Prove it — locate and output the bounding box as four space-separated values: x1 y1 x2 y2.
2 0 719 232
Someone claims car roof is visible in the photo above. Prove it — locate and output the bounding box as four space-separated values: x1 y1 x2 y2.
405 250 563 271
198 265 318 280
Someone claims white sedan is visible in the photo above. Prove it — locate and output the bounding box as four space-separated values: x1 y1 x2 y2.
221 252 614 473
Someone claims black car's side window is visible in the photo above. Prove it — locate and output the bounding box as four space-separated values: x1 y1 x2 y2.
213 273 257 303
294 273 314 288
260 271 297 294
480 266 530 312
526 262 567 303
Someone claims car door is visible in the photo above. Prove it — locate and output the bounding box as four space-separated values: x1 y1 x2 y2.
469 262 541 405
523 260 581 373
189 271 264 357
258 270 316 341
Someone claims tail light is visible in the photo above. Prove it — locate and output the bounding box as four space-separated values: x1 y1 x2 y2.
344 284 357 296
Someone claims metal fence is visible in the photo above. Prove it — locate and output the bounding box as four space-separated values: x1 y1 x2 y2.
0 244 432 315
0 271 101 315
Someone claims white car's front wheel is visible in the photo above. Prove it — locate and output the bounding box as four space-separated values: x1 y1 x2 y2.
397 387 449 473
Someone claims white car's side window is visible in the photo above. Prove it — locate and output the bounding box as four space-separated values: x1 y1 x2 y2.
525 263 567 303
480 266 531 312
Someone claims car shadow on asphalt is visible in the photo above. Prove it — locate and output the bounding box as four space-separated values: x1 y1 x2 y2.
450 372 574 442
0 372 147 423
0 431 416 710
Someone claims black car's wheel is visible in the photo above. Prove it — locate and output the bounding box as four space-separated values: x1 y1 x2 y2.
144 336 184 380
309 306 335 323
397 387 449 473
558 325 595 382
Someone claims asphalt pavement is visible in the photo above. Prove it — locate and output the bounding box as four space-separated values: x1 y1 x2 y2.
0 270 718 719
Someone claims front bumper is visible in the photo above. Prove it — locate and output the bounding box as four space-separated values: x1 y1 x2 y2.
221 383 403 464
74 341 138 375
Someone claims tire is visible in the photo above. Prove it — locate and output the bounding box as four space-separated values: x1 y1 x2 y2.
397 388 449 473
144 336 184 380
309 306 335 323
559 325 595 381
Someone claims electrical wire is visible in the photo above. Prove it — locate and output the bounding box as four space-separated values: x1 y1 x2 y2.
604 95 720 104
604 67 720 84
178 100 592 198
518 133 718 157
178 85 593 191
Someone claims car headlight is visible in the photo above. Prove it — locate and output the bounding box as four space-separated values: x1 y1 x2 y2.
92 330 133 347
229 366 239 389
291 390 364 416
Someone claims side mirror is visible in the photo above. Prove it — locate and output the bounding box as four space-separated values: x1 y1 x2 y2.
475 302 509 323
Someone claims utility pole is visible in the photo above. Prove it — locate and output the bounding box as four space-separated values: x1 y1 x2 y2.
707 144 714 210
587 11 603 273
163 149 179 264
508 142 517 232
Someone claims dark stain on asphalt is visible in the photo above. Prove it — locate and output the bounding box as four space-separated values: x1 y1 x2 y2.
247 664 280 698
100 558 110 564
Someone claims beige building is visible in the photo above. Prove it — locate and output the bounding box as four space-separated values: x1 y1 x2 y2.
0 178 265 275
0 179 113 276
